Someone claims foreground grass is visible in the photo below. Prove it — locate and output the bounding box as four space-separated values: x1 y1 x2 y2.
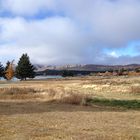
0 101 140 140
0 87 140 109
0 77 140 139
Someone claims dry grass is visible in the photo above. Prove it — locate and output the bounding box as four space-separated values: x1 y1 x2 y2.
0 87 37 95
0 101 139 140
0 86 139 109
0 76 140 139
130 86 140 95
0 87 42 100
60 91 91 105
40 88 91 105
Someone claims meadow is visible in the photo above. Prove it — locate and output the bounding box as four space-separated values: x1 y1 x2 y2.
0 76 140 140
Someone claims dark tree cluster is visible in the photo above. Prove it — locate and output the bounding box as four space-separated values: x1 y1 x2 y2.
62 70 74 77
0 53 35 81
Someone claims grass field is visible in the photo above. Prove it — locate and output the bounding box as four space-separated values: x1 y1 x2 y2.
0 76 140 140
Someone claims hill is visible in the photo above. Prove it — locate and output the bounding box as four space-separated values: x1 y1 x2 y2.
35 64 140 72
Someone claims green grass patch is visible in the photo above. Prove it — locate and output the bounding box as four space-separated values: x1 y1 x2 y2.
87 98 140 109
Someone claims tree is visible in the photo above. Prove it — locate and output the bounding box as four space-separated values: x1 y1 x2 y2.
5 61 14 80
4 61 10 80
0 62 4 79
15 54 35 80
5 61 10 72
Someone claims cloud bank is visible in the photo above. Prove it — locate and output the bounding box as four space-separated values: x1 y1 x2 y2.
0 0 140 65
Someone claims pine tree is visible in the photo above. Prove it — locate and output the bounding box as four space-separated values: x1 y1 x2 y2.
15 54 35 80
0 62 4 79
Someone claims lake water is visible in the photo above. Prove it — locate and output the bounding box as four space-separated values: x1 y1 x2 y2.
34 75 63 80
0 75 63 81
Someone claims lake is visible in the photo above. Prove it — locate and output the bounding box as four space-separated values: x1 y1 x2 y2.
0 75 63 81
34 75 63 80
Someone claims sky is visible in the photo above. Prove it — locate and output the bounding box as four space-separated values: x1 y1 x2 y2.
0 0 140 65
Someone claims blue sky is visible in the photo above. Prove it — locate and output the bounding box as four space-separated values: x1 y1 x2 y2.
0 0 140 65
104 42 140 57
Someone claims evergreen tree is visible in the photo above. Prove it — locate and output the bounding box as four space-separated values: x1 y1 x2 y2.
0 62 4 79
15 54 35 80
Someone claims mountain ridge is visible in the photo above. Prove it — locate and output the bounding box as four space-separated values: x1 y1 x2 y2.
35 64 140 72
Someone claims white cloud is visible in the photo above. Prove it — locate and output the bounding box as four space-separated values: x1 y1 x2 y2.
109 51 119 58
0 17 94 64
0 0 140 64
1 0 56 16
2 0 140 47
57 0 140 47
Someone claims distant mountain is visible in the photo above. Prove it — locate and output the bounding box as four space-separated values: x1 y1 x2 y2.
35 64 140 72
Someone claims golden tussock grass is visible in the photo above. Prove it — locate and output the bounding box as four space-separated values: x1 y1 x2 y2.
0 87 42 99
0 77 140 140
130 86 140 95
41 88 91 105
0 87 37 94
60 91 91 105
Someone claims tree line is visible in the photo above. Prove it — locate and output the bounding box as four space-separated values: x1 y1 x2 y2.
0 53 35 81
